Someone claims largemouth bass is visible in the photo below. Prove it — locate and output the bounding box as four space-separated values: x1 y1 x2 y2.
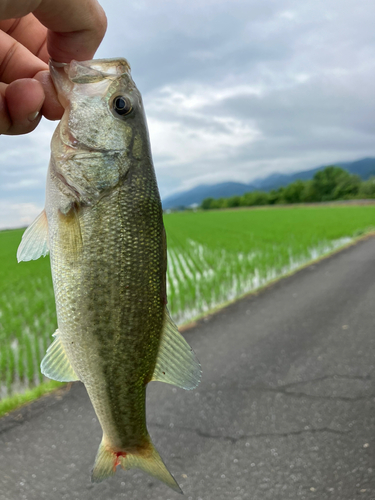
17 58 201 492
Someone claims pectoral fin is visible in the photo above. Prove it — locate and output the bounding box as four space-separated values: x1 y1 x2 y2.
151 309 201 390
41 330 80 382
17 210 49 262
58 204 83 258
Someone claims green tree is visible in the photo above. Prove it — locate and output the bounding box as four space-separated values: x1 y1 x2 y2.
240 191 269 206
201 197 214 209
333 174 361 199
281 180 307 204
302 180 319 202
217 198 227 209
226 195 241 208
312 166 352 201
201 165 367 210
358 176 375 198
268 187 284 205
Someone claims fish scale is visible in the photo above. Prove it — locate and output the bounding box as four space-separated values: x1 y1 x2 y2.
17 57 201 492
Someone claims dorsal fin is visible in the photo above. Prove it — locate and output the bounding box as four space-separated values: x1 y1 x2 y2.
17 210 49 262
151 309 201 390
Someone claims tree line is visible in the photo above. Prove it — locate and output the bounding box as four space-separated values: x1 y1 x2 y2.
201 166 375 210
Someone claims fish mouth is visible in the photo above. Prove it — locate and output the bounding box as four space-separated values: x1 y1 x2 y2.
50 58 131 83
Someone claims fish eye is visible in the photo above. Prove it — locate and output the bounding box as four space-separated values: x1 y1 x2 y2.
112 96 132 116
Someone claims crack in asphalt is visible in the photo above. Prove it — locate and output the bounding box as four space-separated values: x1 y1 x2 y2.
213 374 375 402
149 375 366 445
150 422 351 445
249 386 375 402
277 374 373 388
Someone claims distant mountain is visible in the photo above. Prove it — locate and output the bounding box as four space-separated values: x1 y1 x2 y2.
345 157 375 179
162 157 375 209
253 158 375 192
162 182 255 209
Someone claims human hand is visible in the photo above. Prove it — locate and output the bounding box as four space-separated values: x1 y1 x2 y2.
0 0 107 135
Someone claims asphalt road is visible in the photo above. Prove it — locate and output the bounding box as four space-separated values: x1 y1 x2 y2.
1 237 375 500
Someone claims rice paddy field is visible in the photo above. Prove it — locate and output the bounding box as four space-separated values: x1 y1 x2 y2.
0 204 374 402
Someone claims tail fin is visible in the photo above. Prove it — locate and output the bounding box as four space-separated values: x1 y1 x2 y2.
91 436 182 493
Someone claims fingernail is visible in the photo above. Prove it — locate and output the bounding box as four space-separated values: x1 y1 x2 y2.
28 111 40 122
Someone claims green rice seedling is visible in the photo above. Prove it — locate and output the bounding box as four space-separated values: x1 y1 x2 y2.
34 333 43 384
163 206 375 322
0 204 375 399
0 228 56 397
0 350 5 385
16 337 25 386
25 334 34 386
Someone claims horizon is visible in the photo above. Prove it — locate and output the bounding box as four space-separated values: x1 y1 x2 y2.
2 156 373 230
163 156 374 200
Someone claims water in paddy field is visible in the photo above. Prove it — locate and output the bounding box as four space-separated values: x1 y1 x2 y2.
0 278 56 398
167 236 353 325
0 234 355 398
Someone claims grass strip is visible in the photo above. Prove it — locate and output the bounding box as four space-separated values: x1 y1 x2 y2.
0 380 64 419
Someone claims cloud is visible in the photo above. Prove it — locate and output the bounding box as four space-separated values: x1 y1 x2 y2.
0 201 42 230
147 84 262 163
0 120 53 212
1 0 375 225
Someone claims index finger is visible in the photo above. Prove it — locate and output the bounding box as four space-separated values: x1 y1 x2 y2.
34 0 107 62
0 0 107 63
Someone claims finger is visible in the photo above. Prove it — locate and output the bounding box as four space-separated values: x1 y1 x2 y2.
0 28 48 83
34 0 107 62
34 70 63 120
0 14 48 62
0 1 41 20
0 23 61 122
0 29 61 122
0 0 107 63
0 78 44 135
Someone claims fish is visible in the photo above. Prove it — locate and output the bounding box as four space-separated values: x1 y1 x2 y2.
17 58 201 492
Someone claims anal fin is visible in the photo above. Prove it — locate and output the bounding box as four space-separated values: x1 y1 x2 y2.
17 209 49 262
41 329 80 382
151 309 201 390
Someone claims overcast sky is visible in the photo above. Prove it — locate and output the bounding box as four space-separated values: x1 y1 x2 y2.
1 0 375 228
